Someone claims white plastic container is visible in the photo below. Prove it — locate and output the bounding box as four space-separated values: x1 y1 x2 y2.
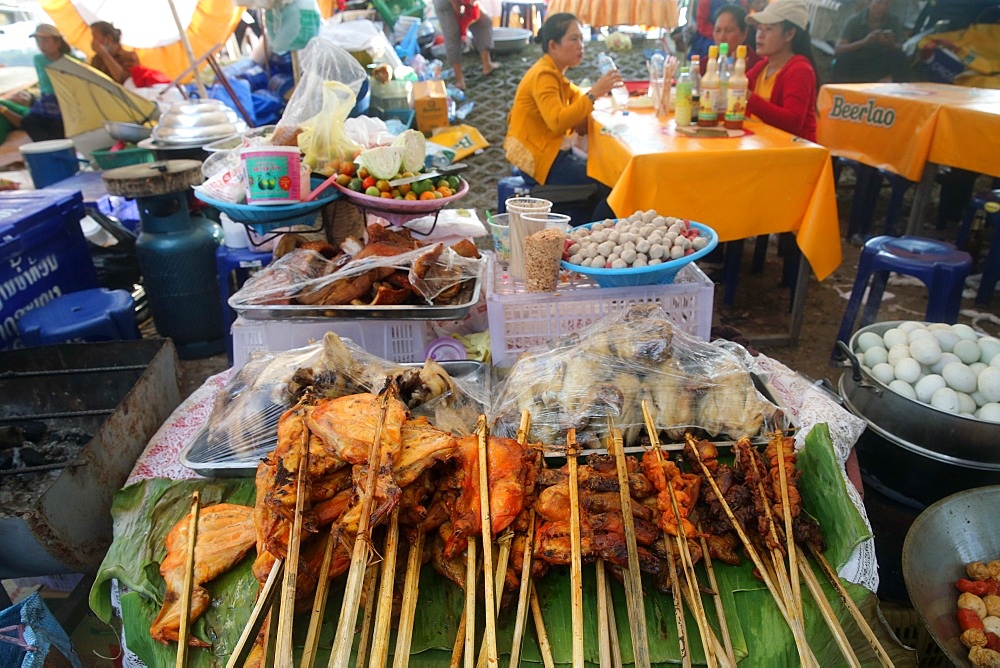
240 145 303 205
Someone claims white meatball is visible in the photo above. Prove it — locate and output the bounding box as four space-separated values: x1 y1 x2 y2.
692 236 709 251
611 258 628 269
648 244 665 260
670 245 685 260
568 253 584 265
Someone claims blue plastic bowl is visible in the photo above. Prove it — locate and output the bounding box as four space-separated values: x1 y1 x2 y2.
194 176 338 234
560 220 718 287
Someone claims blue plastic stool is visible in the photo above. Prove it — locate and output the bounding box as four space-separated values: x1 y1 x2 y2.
216 244 273 364
955 189 1000 305
834 236 972 348
17 288 138 346
497 175 531 213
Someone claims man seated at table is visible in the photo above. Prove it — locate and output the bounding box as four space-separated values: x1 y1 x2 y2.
832 0 911 83
504 13 621 222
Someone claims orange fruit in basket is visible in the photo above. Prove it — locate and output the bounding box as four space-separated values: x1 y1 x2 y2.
380 191 393 199
404 191 417 200
376 179 391 192
436 186 452 197
339 162 355 177
399 183 412 194
419 191 437 201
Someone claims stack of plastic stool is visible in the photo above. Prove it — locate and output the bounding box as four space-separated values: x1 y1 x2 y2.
17 288 139 346
216 244 273 363
834 236 972 349
955 189 1000 305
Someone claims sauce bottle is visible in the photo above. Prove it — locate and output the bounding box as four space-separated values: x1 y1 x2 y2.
689 56 701 124
698 46 720 127
725 44 748 130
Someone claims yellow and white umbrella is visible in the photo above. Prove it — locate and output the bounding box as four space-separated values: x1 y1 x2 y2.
47 56 159 136
40 0 243 80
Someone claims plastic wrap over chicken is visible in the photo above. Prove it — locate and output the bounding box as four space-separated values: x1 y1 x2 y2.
491 304 782 452
201 332 488 465
228 237 484 311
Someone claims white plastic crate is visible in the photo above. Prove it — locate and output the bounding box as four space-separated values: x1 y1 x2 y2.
231 317 432 370
486 257 714 364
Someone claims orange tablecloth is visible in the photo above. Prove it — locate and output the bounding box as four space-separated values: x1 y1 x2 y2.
817 83 1000 182
587 109 841 281
545 0 679 28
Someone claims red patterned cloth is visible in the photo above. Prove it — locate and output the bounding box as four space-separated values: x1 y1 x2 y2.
126 369 234 484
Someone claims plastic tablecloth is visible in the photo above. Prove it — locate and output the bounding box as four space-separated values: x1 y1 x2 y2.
817 82 1000 182
588 109 842 281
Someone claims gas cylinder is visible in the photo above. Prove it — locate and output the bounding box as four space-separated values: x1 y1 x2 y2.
102 161 225 359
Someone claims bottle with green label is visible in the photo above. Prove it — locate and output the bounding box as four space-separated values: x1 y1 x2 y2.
675 67 693 127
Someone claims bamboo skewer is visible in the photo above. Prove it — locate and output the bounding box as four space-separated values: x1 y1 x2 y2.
663 539 691 668
530 586 556 668
566 428 585 668
301 531 335 668
464 545 477 668
775 435 803 622
796 547 861 667
740 443 816 668
596 559 613 668
808 543 895 667
371 507 402 667
608 422 650 668
476 416 499 667
509 410 536 668
355 562 381 668
450 603 467 668
329 384 396 668
277 425 309 666
176 491 200 668
604 569 623 668
393 529 426 668
226 559 284 668
697 527 736 667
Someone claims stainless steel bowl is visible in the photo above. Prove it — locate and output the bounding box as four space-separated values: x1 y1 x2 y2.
492 27 532 54
903 485 1000 667
152 99 244 146
104 121 152 143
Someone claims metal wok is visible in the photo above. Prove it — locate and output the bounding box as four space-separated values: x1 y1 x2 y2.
903 485 1000 667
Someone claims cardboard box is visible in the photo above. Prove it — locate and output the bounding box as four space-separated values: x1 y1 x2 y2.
412 80 449 133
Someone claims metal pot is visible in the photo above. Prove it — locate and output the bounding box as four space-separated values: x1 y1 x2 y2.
837 321 1000 471
104 121 152 143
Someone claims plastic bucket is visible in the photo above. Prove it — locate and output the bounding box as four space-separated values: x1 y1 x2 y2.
241 145 303 205
19 139 80 189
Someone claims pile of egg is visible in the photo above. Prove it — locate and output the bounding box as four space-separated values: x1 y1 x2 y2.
854 321 1000 422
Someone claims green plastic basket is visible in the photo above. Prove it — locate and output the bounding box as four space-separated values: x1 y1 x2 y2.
92 146 155 170
371 0 424 28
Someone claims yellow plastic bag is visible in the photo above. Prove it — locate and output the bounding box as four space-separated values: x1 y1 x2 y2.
297 80 361 173
428 124 490 162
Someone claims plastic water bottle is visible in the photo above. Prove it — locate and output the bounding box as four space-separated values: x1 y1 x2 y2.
717 43 731 118
597 53 630 110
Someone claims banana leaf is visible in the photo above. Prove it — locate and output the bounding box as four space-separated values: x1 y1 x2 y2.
90 424 916 666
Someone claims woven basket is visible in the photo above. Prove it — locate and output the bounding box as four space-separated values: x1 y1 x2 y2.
880 601 950 668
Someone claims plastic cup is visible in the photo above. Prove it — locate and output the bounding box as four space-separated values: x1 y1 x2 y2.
486 213 511 265
506 196 552 279
523 212 572 234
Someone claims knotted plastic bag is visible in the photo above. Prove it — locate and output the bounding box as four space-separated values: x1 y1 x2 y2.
296 80 360 173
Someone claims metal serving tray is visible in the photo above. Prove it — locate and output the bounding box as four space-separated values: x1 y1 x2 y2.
232 263 483 322
179 360 488 477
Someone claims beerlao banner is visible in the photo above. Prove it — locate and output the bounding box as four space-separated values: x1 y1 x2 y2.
817 83 939 182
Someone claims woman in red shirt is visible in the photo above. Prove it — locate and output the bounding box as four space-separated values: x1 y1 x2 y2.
745 0 818 142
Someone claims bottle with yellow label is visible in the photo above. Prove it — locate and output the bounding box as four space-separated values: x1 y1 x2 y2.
725 44 748 130
698 45 720 127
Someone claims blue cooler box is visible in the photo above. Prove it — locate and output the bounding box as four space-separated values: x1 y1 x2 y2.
0 190 100 349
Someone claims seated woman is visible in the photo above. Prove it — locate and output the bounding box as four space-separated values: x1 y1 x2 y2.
0 24 75 142
504 13 620 192
90 21 141 85
700 4 763 75
745 0 818 142
832 0 910 83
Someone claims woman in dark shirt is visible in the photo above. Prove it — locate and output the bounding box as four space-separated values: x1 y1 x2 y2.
90 21 141 84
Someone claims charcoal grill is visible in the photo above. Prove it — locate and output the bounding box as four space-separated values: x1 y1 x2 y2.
0 339 181 578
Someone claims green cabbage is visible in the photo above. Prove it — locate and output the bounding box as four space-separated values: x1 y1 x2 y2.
392 129 426 173
357 145 403 180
